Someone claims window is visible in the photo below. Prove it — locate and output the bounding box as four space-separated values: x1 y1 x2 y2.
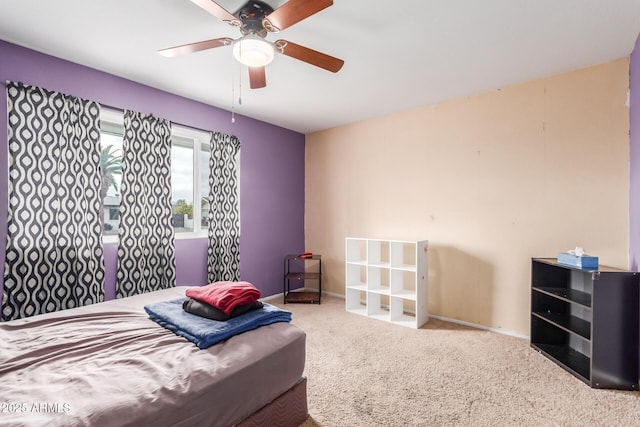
100 111 210 240
171 127 210 236
171 140 194 232
100 110 124 238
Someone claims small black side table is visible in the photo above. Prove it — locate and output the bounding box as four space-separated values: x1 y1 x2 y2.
283 254 322 304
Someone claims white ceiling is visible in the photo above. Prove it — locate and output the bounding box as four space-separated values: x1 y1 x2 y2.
1 0 640 134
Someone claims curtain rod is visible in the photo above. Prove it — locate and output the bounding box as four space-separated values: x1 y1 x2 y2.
100 103 225 136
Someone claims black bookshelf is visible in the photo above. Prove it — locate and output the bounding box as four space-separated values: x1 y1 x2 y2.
531 258 639 390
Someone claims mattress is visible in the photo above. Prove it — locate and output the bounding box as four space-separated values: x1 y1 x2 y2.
0 287 306 427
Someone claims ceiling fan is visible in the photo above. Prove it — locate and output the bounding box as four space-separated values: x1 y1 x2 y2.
159 0 344 89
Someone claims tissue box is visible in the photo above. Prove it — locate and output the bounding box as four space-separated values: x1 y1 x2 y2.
557 253 598 269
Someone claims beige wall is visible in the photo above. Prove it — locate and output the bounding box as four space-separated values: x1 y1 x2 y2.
305 58 630 336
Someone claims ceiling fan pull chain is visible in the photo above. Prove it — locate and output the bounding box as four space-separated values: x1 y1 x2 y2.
231 57 236 123
238 44 243 106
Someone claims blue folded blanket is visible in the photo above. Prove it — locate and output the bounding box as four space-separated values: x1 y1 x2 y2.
144 298 292 349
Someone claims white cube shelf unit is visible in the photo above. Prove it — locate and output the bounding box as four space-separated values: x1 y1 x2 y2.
345 238 429 328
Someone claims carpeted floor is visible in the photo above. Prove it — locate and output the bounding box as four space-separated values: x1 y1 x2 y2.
273 295 640 427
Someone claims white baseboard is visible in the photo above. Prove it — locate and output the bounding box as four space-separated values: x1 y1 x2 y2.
427 314 529 340
262 288 338 303
320 290 344 299
261 293 285 302
316 292 529 340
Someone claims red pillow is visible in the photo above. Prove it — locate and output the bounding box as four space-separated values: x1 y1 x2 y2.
186 281 261 315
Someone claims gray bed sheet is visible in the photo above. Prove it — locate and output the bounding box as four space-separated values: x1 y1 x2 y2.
0 287 306 427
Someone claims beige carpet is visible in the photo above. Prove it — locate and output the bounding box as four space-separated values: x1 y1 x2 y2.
273 295 640 427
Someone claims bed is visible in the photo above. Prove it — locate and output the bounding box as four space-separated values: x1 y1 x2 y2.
0 287 308 427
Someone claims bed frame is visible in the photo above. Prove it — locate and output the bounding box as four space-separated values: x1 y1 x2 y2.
238 377 308 427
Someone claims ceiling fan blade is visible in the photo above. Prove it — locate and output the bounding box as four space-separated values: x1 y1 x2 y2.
158 37 233 58
275 40 344 73
190 0 240 25
248 66 267 89
263 0 333 32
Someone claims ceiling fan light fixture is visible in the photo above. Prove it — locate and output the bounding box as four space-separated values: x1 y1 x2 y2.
233 35 274 67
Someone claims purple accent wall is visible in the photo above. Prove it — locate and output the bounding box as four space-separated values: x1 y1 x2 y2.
0 40 305 304
630 33 640 270
624 33 640 378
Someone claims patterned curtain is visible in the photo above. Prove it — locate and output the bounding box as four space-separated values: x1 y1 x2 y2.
2 81 104 321
116 110 175 297
207 132 241 282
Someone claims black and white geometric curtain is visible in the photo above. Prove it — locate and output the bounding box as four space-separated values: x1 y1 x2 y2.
207 132 241 282
2 81 104 321
116 110 175 298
